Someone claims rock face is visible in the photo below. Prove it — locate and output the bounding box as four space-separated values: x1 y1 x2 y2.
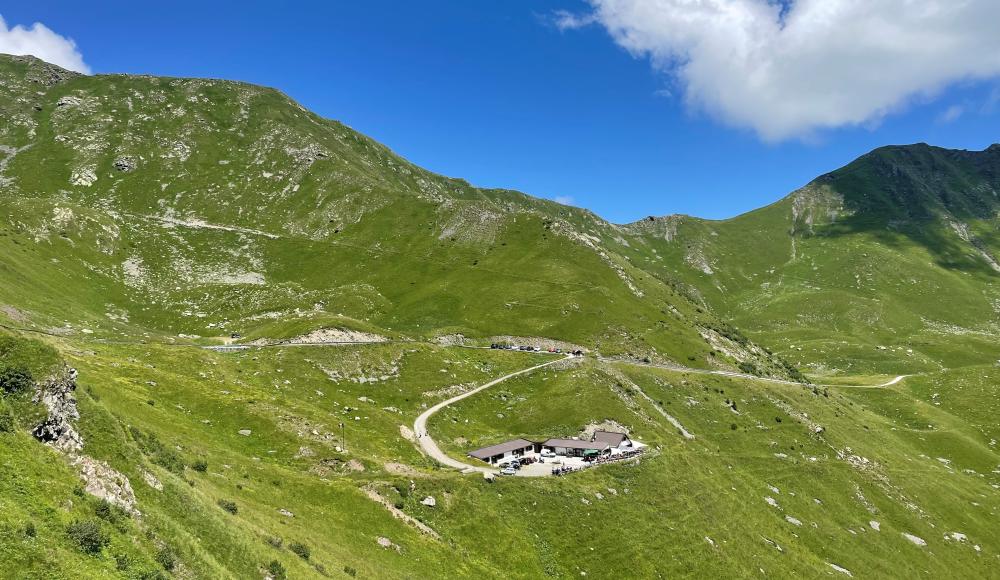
73 455 138 514
32 367 83 452
113 155 137 172
141 469 163 491
31 367 138 513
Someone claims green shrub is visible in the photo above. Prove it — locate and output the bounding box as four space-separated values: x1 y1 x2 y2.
289 541 310 560
0 365 32 395
155 546 177 571
344 565 358 577
0 407 14 433
115 553 131 571
95 499 125 524
267 560 287 580
23 521 36 538
266 536 283 549
217 499 238 514
191 459 208 472
66 519 109 554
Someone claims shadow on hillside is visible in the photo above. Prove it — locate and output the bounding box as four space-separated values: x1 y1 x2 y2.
812 214 1000 277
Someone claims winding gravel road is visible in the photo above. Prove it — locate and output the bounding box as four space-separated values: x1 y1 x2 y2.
413 353 575 474
599 357 908 389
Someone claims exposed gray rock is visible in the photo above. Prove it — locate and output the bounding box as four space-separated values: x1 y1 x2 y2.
73 455 138 514
141 469 163 491
376 536 402 552
32 367 83 452
31 368 138 513
421 496 436 507
114 156 137 172
56 95 82 107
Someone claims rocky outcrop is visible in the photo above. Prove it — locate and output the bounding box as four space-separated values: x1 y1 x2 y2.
32 367 83 452
32 367 139 514
73 455 138 514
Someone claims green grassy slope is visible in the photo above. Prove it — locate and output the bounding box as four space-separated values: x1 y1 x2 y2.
7 331 998 578
0 53 790 377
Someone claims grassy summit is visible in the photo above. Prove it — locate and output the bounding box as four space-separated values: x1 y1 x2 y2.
1 54 999 578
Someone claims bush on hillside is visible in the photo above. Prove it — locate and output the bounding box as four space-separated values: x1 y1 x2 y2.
217 499 238 514
289 541 310 560
0 405 14 433
115 552 132 571
267 560 287 580
95 499 128 524
155 546 177 571
66 519 109 554
0 365 32 395
191 459 208 472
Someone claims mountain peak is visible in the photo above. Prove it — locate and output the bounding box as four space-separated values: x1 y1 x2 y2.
813 143 1000 221
0 52 80 85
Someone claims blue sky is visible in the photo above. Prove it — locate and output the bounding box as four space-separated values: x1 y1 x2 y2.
2 1 999 223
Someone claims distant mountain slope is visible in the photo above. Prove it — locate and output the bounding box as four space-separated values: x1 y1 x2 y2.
0 53 797 379
624 144 1000 376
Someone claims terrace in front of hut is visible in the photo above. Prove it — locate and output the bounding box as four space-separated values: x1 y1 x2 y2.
466 430 646 477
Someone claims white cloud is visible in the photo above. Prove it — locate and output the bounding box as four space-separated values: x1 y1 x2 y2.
938 104 964 124
551 9 598 31
553 195 576 206
570 0 1000 141
0 15 89 73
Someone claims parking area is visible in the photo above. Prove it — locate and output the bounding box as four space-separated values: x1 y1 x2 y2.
496 443 647 477
514 453 590 477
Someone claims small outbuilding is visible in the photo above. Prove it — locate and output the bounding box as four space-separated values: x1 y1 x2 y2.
467 438 538 465
591 430 633 450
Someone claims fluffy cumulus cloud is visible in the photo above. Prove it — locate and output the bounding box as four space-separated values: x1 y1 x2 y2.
561 0 1000 140
0 15 89 73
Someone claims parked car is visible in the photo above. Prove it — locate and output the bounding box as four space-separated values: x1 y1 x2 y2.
540 449 556 458
500 467 516 476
